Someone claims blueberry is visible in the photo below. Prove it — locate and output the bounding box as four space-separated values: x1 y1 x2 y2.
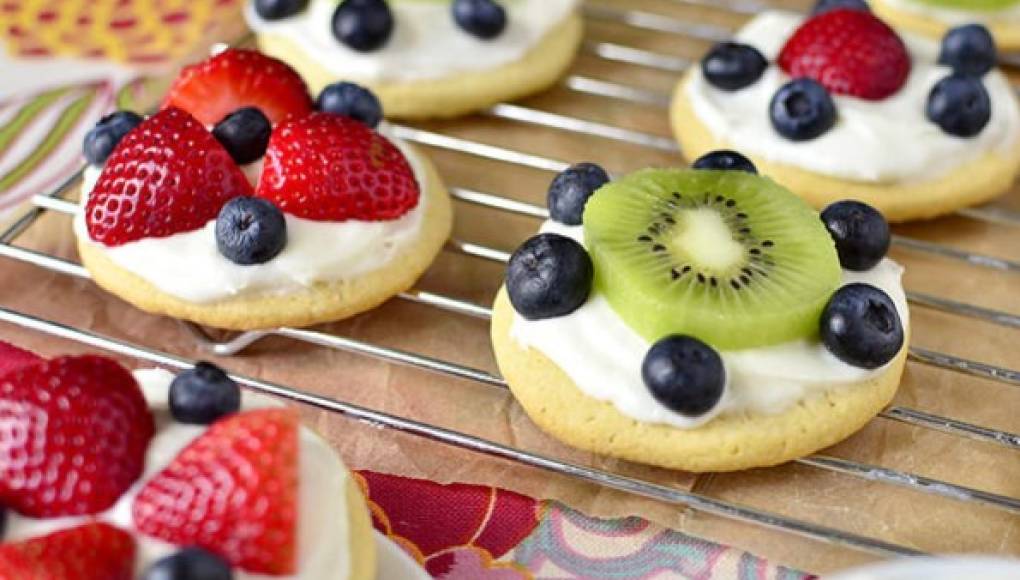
317 82 383 127
700 42 768 92
939 24 997 77
821 200 890 271
254 0 307 20
926 73 991 138
169 362 242 425
215 197 287 265
691 150 757 174
0 505 6 540
547 163 610 226
770 78 837 141
820 283 904 369
83 110 144 165
452 0 507 40
212 107 272 165
641 335 725 417
141 547 233 580
811 0 870 15
507 233 593 320
332 0 393 52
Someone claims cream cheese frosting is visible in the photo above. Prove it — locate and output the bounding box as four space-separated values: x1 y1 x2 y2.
4 368 353 579
75 128 429 304
685 11 1020 183
244 0 579 83
881 0 1020 24
509 220 910 430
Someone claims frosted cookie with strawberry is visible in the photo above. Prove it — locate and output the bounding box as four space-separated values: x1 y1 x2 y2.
76 49 452 330
0 343 376 578
670 3 1020 222
872 0 1020 51
245 0 583 119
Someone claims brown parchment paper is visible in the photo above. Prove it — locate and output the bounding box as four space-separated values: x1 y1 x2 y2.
2 0 1019 574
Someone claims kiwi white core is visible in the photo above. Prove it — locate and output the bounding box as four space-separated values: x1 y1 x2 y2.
671 209 745 272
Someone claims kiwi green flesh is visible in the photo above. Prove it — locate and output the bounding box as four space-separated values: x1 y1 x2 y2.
910 0 1020 10
583 169 842 351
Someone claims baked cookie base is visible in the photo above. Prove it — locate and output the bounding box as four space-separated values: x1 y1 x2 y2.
77 149 453 331
671 72 1020 223
872 0 1020 51
490 288 908 473
255 14 584 120
345 477 377 580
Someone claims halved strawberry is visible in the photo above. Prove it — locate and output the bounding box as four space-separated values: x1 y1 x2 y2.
0 522 136 579
85 107 254 246
133 409 299 575
778 9 911 101
0 341 42 376
162 49 313 126
0 355 155 517
257 113 419 222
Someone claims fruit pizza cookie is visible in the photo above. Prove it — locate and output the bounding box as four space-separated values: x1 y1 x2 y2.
671 1 1020 222
76 49 452 330
491 153 909 472
871 0 1020 51
245 0 583 119
0 342 376 578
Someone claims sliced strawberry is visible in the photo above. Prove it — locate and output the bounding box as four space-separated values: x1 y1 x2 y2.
778 9 911 101
162 48 313 126
133 409 299 575
0 522 136 579
257 113 419 222
0 341 42 376
85 107 254 246
0 355 154 517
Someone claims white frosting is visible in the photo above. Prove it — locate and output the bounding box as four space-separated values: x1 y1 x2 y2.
75 130 429 304
244 0 579 82
510 221 910 430
881 0 1020 25
685 11 1020 183
5 369 352 579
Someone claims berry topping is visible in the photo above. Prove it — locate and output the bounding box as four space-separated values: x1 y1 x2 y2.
770 78 837 141
453 0 507 40
85 107 254 246
83 111 144 166
507 233 593 320
778 9 910 100
700 42 768 92
141 547 233 580
821 200 890 271
691 150 758 174
254 0 308 20
257 113 419 221
926 73 991 138
163 49 313 126
0 341 42 376
641 335 726 417
0 355 154 517
316 81 383 128
169 362 243 424
0 506 6 539
333 0 394 52
939 24 997 77
821 283 904 369
133 409 299 575
213 106 272 165
215 197 288 265
547 162 611 226
0 523 136 579
811 0 871 15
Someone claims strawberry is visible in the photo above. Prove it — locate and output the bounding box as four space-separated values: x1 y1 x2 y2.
256 113 419 221
778 9 911 101
0 342 42 377
0 522 136 580
0 355 154 517
85 107 254 246
133 409 299 575
162 49 313 126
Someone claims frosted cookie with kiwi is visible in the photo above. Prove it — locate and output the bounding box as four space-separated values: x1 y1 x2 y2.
871 0 1020 51
75 49 452 330
490 152 909 472
245 0 583 119
670 4 1020 222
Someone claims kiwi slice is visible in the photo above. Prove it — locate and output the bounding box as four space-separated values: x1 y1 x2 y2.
583 169 841 351
910 0 1020 10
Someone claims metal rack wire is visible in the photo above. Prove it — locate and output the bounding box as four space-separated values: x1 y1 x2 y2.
1 0 1018 567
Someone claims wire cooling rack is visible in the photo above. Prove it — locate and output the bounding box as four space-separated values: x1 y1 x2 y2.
1 0 1019 566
